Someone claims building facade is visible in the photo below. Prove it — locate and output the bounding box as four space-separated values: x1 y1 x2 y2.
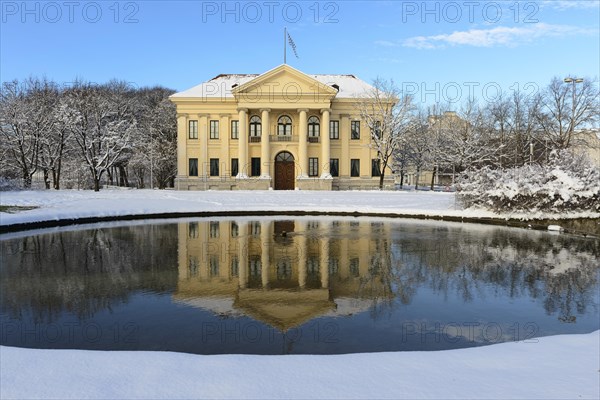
176 218 392 331
169 64 394 190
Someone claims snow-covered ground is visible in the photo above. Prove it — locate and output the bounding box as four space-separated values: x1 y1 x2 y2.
1 189 599 399
1 331 598 400
1 189 598 227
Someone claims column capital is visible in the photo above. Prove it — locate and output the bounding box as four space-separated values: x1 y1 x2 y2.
237 107 249 113
219 113 230 118
340 113 350 118
320 108 332 114
197 113 208 119
176 113 188 119
260 108 271 113
297 108 309 113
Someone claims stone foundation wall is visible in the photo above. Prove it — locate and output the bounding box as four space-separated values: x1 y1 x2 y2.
296 178 333 191
175 176 394 191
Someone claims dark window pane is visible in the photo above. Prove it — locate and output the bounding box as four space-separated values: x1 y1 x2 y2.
351 159 360 177
251 158 261 177
330 120 339 139
188 120 198 139
189 158 198 176
351 121 360 140
210 158 219 177
330 159 339 177
231 120 239 139
372 159 381 177
231 158 238 177
309 157 318 177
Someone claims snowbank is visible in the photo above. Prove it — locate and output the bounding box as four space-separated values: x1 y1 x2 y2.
1 331 598 399
1 189 598 228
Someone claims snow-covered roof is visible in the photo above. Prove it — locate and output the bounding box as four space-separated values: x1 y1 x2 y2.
170 68 375 99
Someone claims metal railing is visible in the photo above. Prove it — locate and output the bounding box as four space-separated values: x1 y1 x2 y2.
269 135 298 142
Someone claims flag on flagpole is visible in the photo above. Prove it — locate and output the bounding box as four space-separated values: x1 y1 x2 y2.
287 32 299 59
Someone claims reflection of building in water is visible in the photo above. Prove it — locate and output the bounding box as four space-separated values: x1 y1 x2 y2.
175 219 392 331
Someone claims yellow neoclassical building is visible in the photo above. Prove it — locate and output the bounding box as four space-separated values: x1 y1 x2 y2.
169 64 394 190
175 218 393 331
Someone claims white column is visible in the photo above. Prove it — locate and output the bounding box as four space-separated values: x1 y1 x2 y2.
319 230 330 289
320 108 331 178
220 114 230 178
237 108 248 178
199 114 208 177
238 224 248 289
298 109 308 178
297 221 307 288
261 220 270 289
340 114 350 177
260 108 271 179
176 114 188 184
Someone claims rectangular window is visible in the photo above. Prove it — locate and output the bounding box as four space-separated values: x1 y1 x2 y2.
231 158 238 177
251 221 261 236
372 159 381 177
188 120 198 139
209 120 219 139
231 120 239 139
330 120 339 139
350 159 360 177
231 222 239 237
351 121 360 140
373 121 382 140
188 222 198 238
230 256 239 277
189 158 198 176
330 159 339 177
209 255 219 277
209 158 219 177
308 157 319 177
209 221 220 238
251 157 261 177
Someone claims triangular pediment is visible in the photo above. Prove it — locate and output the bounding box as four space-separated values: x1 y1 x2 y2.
232 64 338 103
234 288 335 332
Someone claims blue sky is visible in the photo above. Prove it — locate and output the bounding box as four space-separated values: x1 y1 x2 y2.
1 0 598 105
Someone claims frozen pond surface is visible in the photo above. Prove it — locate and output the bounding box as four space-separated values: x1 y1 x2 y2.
1 217 598 354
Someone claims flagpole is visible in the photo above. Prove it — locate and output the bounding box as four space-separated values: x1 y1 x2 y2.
284 27 287 64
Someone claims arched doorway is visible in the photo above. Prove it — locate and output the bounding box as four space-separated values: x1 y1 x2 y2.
274 151 295 190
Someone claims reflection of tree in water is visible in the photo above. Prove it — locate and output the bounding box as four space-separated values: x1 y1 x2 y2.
385 225 599 322
1 224 178 322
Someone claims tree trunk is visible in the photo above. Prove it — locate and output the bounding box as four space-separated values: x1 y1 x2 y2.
54 159 61 190
399 170 404 189
379 172 385 190
107 168 114 186
22 169 32 189
43 168 51 189
54 140 64 190
430 165 437 190
91 167 101 192
414 170 420 191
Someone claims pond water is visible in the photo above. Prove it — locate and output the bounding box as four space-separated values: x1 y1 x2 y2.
1 217 599 355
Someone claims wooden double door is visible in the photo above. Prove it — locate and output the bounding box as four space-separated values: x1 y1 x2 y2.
274 152 295 190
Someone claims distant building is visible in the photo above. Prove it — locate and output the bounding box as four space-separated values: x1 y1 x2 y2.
169 64 394 190
573 129 600 167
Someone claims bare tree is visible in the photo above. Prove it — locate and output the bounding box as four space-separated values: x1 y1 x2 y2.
355 78 414 189
0 79 47 188
537 77 599 150
132 87 177 189
405 107 431 190
64 81 137 192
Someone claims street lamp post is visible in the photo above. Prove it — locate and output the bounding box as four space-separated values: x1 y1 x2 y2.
563 77 584 147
